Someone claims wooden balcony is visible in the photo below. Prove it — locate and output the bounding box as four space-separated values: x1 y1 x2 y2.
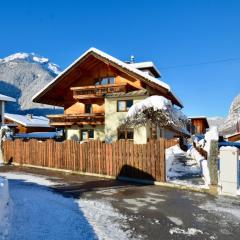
47 113 104 126
70 83 128 99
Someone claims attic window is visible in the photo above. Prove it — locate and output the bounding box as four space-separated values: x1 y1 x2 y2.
95 77 115 86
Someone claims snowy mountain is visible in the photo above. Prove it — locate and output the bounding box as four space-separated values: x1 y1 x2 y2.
0 53 61 75
0 52 63 115
207 116 225 128
219 94 240 136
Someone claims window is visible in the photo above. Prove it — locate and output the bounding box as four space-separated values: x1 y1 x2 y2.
117 100 133 112
85 104 92 114
118 129 134 140
95 77 115 86
81 130 94 140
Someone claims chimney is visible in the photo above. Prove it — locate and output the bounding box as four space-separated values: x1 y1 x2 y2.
27 114 33 119
130 55 135 63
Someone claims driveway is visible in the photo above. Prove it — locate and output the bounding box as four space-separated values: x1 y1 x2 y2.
0 166 240 240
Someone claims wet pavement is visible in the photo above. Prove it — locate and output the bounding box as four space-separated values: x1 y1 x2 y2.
1 166 240 240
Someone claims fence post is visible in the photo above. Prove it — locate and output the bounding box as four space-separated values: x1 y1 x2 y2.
208 140 218 186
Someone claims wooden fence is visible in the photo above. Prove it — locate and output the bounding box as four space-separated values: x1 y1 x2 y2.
3 138 178 182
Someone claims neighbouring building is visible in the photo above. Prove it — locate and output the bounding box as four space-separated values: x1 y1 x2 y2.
227 132 240 142
4 113 55 134
188 116 209 135
0 94 15 126
33 48 186 143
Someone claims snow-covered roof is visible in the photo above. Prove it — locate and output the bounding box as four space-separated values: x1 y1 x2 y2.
225 132 240 138
32 47 183 107
188 116 208 119
129 61 161 77
0 94 16 102
4 113 50 128
15 131 62 139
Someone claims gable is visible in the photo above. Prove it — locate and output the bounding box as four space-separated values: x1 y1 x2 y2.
32 48 183 108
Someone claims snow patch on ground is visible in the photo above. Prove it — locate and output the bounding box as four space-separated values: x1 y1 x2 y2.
199 198 240 220
0 177 10 239
77 199 134 240
167 216 183 226
170 179 209 189
0 172 58 186
0 172 134 240
169 227 203 236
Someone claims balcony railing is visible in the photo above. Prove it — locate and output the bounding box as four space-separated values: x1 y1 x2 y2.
70 83 127 99
47 113 104 126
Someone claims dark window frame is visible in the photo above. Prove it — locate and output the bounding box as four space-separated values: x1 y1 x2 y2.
117 128 134 140
117 99 133 112
95 77 115 86
85 104 92 114
81 129 94 141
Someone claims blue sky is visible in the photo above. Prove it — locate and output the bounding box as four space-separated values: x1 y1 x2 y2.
0 0 239 117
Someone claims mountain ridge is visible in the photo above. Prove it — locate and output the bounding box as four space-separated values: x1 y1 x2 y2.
0 52 63 116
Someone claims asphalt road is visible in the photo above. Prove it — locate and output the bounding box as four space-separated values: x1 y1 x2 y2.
1 166 240 240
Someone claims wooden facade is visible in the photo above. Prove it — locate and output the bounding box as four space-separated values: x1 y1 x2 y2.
227 132 240 142
189 117 209 135
33 48 184 142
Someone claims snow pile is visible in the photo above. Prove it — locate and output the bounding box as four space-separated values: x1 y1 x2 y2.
77 199 133 240
127 96 171 118
169 227 203 236
2 175 96 240
0 177 10 239
0 172 57 186
187 146 210 185
166 145 185 176
203 126 219 156
187 126 219 186
0 52 61 75
126 96 188 134
166 145 202 181
1 172 134 240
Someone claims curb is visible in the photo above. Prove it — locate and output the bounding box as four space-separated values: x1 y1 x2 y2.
6 163 212 194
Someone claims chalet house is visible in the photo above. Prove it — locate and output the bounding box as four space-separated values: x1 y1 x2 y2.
0 94 15 126
188 116 209 135
33 48 185 143
4 113 54 134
